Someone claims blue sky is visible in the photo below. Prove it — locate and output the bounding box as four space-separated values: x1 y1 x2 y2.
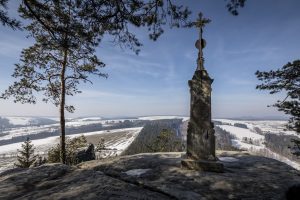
0 0 299 118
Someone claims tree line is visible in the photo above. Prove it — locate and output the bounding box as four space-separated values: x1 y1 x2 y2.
123 119 183 155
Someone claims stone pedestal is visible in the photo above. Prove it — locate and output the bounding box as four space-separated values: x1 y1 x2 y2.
182 14 223 172
181 159 224 172
181 70 224 173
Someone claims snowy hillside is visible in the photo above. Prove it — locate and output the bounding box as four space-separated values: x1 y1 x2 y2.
215 119 298 136
6 116 59 126
0 127 142 172
0 117 137 141
1 116 299 171
0 127 142 155
214 119 300 170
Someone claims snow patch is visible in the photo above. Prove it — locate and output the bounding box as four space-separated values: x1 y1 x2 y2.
124 169 151 176
219 157 239 162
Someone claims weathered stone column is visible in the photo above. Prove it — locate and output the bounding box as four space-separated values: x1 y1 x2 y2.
181 13 224 172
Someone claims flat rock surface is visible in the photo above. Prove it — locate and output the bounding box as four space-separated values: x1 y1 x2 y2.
79 151 300 200
1 151 300 199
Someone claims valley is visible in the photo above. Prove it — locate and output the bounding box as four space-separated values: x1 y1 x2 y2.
0 115 299 172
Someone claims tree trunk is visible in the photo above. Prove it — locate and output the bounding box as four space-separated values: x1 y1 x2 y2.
60 49 68 164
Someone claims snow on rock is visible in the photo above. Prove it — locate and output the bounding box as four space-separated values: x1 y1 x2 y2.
219 157 239 162
261 148 300 170
124 169 151 176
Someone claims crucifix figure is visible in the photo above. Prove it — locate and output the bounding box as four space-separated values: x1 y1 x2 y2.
194 13 211 71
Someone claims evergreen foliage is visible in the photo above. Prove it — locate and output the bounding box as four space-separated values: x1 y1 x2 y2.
48 135 87 165
96 137 106 152
0 117 11 132
214 126 239 151
123 119 182 155
256 60 300 133
146 129 181 152
0 0 21 29
265 133 300 161
15 137 37 168
33 155 47 167
256 60 300 155
0 0 193 164
0 0 245 164
233 123 248 129
226 0 246 15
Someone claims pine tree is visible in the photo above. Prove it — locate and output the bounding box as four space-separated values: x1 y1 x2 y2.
0 0 191 164
226 0 246 15
0 117 10 132
96 138 106 152
15 137 37 168
256 60 300 155
0 0 21 29
48 135 87 165
256 60 300 133
147 129 181 152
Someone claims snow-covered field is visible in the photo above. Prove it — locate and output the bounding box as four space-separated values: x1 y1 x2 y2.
1 116 299 172
0 127 142 173
0 117 139 141
215 119 300 170
0 127 142 155
0 116 189 141
215 119 298 136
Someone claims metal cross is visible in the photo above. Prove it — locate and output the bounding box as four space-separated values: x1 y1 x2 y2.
194 13 210 70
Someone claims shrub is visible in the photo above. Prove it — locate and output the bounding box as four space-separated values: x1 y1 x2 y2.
48 135 87 165
15 137 37 168
146 129 182 152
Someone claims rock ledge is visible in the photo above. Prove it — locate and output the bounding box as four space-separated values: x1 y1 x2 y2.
1 151 300 200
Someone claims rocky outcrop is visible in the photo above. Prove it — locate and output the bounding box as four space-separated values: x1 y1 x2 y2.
75 143 95 163
0 151 300 199
77 151 300 200
0 163 170 200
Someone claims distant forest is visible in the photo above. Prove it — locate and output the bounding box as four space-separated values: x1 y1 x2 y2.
123 119 243 155
123 119 183 155
214 126 239 151
265 133 300 162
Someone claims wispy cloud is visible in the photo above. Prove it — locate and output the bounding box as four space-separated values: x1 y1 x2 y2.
0 33 32 58
0 40 25 58
77 90 136 99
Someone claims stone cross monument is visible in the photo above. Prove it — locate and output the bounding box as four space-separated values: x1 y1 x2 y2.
181 13 224 172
